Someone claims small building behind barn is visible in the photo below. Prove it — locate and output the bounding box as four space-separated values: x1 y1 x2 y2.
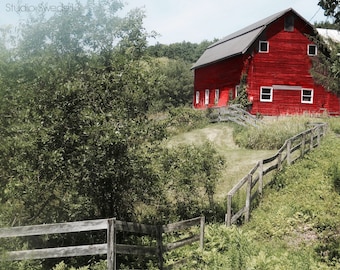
192 8 340 116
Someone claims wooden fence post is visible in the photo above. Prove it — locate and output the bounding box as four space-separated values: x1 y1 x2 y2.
310 129 314 150
277 151 282 171
286 139 292 165
226 194 232 226
258 160 263 196
200 216 205 250
107 218 116 270
157 225 164 270
245 174 252 223
317 126 321 146
301 132 306 158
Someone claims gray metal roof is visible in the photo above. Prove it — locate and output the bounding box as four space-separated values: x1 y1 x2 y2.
192 8 310 69
316 28 340 43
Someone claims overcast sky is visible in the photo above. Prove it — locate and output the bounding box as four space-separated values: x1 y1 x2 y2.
0 0 331 44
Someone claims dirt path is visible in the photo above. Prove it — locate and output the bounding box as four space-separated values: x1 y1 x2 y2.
167 123 276 200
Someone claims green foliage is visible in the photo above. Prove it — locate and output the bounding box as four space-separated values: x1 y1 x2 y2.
150 58 194 111
228 73 252 109
310 39 340 95
311 1 340 95
0 260 43 270
328 162 340 193
141 142 225 223
177 225 254 269
327 115 340 134
147 40 216 63
51 260 107 270
318 0 340 26
165 106 209 135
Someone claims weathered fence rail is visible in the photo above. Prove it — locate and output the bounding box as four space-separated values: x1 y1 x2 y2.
0 216 205 270
226 123 327 226
209 105 263 127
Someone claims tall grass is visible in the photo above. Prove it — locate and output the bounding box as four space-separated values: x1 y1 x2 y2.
233 116 317 150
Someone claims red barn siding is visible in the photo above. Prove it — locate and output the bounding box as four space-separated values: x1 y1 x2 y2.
194 56 245 108
246 15 340 115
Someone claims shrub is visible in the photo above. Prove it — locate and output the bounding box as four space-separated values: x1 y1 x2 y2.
165 106 209 135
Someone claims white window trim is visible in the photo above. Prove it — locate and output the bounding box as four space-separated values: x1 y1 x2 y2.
215 89 219 105
259 41 269 53
307 44 317 56
301 88 314 104
260 86 273 102
235 85 240 98
195 91 200 104
204 89 209 105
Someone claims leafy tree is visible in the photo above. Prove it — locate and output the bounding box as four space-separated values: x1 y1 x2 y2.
310 1 340 95
0 0 164 227
318 0 340 26
149 58 193 111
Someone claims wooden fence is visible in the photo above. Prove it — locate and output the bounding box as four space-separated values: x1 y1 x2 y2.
0 216 205 270
225 123 327 226
209 105 263 127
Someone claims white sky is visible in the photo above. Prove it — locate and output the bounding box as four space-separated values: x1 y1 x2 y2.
0 0 331 45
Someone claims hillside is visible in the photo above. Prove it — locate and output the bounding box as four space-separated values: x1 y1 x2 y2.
182 127 340 269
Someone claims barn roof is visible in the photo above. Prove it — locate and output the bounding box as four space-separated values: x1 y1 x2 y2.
192 8 312 69
316 28 340 43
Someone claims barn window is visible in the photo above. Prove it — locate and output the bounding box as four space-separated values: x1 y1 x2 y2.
284 15 294 31
260 87 273 102
215 89 219 105
308 44 317 56
301 89 313 104
205 89 209 105
259 41 269 53
195 91 200 104
235 85 240 97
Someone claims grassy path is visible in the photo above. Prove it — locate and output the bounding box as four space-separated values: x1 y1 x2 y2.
166 123 276 200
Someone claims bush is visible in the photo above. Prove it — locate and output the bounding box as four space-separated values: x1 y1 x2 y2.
165 106 209 135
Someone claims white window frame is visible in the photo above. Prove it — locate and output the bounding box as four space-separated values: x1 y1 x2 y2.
307 44 317 56
195 91 200 104
204 89 209 105
259 41 269 53
235 85 240 98
214 89 219 105
301 88 313 104
260 86 273 102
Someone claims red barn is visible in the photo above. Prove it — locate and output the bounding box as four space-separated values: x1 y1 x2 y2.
192 8 340 115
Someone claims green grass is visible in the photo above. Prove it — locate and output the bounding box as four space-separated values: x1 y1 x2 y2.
165 117 340 269
177 130 340 269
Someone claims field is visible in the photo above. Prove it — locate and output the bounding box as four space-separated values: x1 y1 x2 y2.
165 116 340 269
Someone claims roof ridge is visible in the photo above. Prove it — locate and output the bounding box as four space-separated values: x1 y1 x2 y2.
208 26 266 49
208 7 294 49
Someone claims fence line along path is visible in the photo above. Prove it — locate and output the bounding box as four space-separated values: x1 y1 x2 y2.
225 122 327 226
